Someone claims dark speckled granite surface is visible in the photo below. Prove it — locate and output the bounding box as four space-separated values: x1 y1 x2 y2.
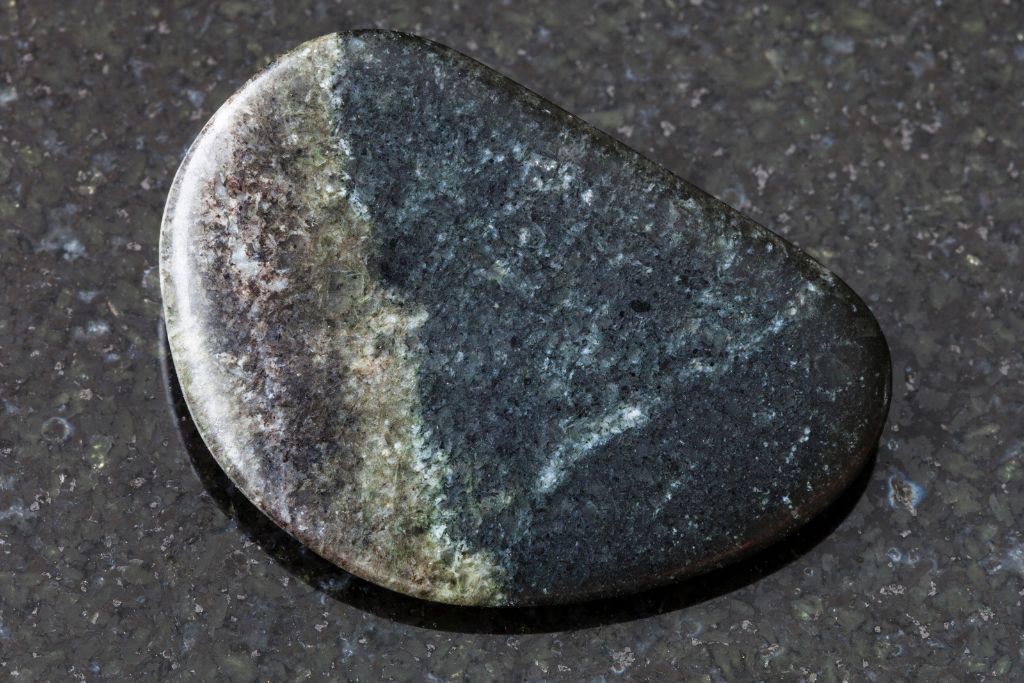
1 1 1021 680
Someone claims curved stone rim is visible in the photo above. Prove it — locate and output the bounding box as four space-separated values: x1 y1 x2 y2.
160 30 892 607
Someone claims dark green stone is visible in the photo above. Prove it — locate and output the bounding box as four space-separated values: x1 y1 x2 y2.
160 30 891 606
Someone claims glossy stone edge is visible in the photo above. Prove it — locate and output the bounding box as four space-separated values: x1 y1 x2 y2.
160 30 892 607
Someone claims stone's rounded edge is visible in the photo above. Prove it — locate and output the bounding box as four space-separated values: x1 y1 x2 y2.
159 29 342 296
160 30 894 609
157 31 516 609
496 273 893 607
491 242 892 604
157 36 326 548
505 405 891 603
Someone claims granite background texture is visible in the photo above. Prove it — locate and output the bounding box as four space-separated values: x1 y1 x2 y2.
1 1 1022 680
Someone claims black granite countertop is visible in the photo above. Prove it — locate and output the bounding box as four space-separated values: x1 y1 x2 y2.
2 1 1021 680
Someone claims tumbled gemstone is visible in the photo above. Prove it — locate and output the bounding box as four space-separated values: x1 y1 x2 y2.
161 31 891 606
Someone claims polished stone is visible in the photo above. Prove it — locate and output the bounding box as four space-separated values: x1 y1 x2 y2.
160 30 890 606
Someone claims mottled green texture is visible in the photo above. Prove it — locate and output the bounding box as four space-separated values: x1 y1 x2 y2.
2 1 1023 679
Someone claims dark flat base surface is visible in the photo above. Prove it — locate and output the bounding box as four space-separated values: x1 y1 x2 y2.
2 1 1021 679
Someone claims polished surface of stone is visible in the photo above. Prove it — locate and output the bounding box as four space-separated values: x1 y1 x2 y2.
162 31 888 606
